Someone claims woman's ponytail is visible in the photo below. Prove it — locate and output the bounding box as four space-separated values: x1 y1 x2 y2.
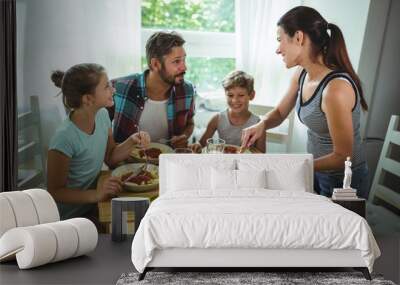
278 6 368 111
324 23 368 111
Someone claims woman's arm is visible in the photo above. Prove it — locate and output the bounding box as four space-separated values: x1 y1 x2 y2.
314 79 355 171
263 67 303 129
242 67 302 147
254 128 267 153
199 114 219 147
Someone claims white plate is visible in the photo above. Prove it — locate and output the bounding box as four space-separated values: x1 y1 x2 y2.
112 163 158 192
130 142 173 163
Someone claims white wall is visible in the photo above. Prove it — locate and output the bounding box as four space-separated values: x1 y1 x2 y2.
16 0 140 158
289 0 370 152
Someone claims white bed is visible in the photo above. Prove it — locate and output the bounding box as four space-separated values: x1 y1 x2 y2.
131 154 380 280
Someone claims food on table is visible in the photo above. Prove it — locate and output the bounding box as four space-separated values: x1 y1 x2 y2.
223 145 239 154
121 169 158 186
121 171 134 182
139 148 162 159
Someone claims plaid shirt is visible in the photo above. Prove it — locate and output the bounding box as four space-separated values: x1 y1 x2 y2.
109 70 196 143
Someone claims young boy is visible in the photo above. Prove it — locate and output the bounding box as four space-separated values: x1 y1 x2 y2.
193 70 266 153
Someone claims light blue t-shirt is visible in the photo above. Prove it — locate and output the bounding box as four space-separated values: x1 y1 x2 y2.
49 108 111 219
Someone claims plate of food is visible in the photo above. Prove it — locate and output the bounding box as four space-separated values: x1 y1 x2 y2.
112 163 159 192
130 142 173 163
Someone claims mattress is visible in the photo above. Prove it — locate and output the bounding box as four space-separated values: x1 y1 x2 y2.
131 190 380 273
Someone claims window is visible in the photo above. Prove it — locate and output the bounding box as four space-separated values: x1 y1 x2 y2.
141 0 235 94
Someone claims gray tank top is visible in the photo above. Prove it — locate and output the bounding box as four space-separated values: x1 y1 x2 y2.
295 70 365 173
217 109 260 146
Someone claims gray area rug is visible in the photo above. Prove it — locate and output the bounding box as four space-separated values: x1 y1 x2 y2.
116 271 396 285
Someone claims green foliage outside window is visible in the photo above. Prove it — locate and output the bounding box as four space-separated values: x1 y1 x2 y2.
141 0 235 92
142 0 234 33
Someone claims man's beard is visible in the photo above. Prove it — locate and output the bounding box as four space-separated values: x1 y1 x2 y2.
159 65 185 86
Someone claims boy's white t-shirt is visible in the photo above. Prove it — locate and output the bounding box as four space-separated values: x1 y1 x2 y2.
138 98 169 142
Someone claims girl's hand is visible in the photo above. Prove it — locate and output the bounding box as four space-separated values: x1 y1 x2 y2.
241 121 266 148
130 131 151 148
189 143 202 153
96 176 122 202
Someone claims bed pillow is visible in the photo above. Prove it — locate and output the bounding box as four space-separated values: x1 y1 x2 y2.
237 159 310 191
211 168 236 190
265 163 308 191
211 169 267 190
236 169 267 189
167 160 235 191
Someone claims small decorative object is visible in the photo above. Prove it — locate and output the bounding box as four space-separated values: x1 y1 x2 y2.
332 157 358 200
343 156 352 189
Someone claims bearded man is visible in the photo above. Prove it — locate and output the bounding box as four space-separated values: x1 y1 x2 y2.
109 31 196 148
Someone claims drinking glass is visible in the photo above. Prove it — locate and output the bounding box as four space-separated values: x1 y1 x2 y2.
206 138 225 154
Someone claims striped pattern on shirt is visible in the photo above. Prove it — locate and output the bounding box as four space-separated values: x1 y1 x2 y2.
295 69 366 173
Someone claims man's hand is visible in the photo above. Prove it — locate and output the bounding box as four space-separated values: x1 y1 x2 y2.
170 134 188 148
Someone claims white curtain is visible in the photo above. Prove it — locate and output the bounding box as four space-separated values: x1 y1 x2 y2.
235 0 302 106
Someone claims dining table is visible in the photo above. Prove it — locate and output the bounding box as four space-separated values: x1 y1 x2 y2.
96 146 261 233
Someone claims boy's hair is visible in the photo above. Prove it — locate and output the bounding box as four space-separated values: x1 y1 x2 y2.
222 70 254 94
51 63 105 111
145 31 185 69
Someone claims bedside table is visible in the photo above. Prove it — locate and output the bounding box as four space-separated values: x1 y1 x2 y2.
331 198 366 218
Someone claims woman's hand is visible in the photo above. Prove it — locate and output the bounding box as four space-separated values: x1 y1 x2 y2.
96 176 122 202
241 120 266 147
130 131 151 148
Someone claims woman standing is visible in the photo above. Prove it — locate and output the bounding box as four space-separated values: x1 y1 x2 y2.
241 6 369 198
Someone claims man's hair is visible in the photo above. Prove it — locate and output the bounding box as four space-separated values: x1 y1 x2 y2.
145 31 185 69
222 70 254 94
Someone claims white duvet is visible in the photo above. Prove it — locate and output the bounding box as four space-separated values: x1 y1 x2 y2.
131 190 380 273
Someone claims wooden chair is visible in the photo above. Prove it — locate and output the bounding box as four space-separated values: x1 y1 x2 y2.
368 115 400 213
17 96 46 189
248 104 294 153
